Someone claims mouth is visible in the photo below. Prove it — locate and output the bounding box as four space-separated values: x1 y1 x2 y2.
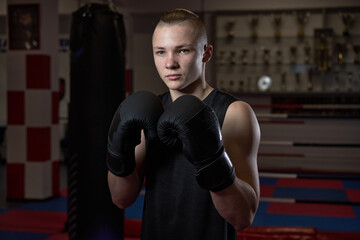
166 74 182 80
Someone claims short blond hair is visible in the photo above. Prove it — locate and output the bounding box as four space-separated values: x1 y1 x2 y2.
156 8 208 44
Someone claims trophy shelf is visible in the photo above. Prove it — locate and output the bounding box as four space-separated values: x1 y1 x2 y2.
214 9 360 96
214 8 360 173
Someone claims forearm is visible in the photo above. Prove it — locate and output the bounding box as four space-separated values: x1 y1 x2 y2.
211 177 259 230
108 170 143 209
106 91 162 209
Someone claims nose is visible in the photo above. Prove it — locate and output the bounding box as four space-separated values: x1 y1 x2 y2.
166 53 179 69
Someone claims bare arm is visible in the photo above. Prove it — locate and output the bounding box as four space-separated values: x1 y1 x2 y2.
211 101 260 230
108 132 146 209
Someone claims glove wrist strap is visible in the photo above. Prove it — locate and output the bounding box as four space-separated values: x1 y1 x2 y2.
195 150 236 192
106 149 136 177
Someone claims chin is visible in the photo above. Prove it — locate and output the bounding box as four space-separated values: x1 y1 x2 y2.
166 82 184 90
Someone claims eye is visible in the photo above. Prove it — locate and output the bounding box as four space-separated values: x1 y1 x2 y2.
179 49 190 54
155 50 165 56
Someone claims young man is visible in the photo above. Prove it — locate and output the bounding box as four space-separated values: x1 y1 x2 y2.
107 9 260 240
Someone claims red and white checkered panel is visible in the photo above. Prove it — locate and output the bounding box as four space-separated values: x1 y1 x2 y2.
7 54 60 200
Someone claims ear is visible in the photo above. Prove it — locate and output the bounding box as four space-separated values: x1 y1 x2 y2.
202 44 213 63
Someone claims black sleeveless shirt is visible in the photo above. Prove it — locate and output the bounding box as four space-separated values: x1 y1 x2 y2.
141 89 238 240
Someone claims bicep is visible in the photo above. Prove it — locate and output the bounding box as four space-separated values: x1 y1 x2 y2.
222 101 261 198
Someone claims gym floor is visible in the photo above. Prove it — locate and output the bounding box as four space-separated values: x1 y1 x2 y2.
1 163 360 239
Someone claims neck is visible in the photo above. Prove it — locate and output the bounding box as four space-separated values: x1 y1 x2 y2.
170 79 213 101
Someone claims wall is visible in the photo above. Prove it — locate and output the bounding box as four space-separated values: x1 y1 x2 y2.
125 0 360 173
1 0 360 168
127 0 360 94
0 0 6 126
2 0 360 121
204 0 360 11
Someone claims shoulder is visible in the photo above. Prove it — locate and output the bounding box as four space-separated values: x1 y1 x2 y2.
226 100 255 122
222 100 260 141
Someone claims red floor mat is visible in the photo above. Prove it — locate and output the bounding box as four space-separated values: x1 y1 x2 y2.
125 219 142 237
276 178 344 189
267 202 356 217
346 189 360 202
0 209 67 233
238 226 317 240
317 231 360 240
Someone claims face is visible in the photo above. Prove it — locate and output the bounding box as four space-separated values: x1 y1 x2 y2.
152 23 211 91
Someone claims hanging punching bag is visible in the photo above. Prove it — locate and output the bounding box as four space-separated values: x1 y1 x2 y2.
68 3 126 240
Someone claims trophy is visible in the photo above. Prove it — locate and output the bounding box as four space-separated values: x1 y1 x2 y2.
295 72 301 92
238 79 244 92
335 43 347 65
273 14 282 41
275 49 282 65
340 12 354 37
307 67 313 91
317 33 329 70
334 73 341 92
252 49 257 65
249 15 259 41
229 80 235 92
280 72 287 91
304 41 311 64
218 50 225 65
296 11 310 40
289 46 297 65
315 29 332 71
262 48 270 66
347 72 353 92
241 49 248 66
229 51 237 65
225 21 236 41
247 76 253 91
353 45 360 64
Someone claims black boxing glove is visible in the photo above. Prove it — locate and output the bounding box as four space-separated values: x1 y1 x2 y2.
157 95 236 192
107 91 164 177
